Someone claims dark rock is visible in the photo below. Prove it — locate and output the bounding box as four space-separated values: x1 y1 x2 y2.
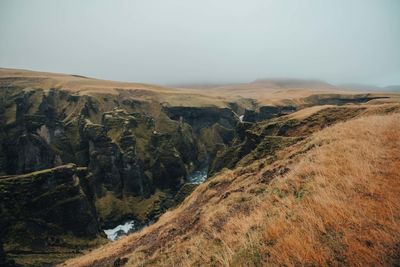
243 105 296 122
0 240 16 267
0 86 248 265
304 94 388 106
163 106 238 132
0 164 103 265
113 257 128 266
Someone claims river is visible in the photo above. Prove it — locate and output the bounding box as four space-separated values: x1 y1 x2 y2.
104 167 208 240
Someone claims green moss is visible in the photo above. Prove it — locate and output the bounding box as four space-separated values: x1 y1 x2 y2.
13 163 76 178
96 190 166 223
64 119 81 146
0 164 103 266
83 120 105 139
26 90 44 116
154 111 179 133
4 103 16 125
7 234 107 267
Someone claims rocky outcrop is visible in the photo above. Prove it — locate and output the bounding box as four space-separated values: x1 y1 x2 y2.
0 164 104 266
0 87 239 237
210 105 387 174
243 105 296 122
164 106 238 132
0 240 16 267
1 73 399 266
303 94 388 106
163 106 239 169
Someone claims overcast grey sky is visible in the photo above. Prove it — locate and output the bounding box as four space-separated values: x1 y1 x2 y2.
0 0 399 86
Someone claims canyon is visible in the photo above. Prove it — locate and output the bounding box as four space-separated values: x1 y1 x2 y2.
0 68 399 266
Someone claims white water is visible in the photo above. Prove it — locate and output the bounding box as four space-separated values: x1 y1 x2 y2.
239 115 244 122
104 168 208 241
187 168 208 184
104 220 136 241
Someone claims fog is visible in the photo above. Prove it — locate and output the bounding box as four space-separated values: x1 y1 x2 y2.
0 0 399 86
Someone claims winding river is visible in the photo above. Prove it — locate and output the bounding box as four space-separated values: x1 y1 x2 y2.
104 167 208 240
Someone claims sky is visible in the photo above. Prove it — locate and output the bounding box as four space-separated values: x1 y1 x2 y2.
0 0 399 86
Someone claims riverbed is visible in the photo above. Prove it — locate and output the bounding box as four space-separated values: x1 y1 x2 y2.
104 168 208 240
103 220 139 241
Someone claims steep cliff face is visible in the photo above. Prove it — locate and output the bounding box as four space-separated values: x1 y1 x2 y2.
0 85 240 229
243 105 297 122
60 108 400 267
0 164 104 266
163 106 239 170
210 104 400 174
2 70 398 266
164 106 238 132
0 85 233 265
241 94 388 123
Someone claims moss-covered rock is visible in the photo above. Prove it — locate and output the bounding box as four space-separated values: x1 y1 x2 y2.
0 164 105 266
2 75 396 266
243 105 296 122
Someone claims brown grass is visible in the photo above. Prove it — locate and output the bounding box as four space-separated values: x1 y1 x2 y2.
3 68 399 107
61 113 400 267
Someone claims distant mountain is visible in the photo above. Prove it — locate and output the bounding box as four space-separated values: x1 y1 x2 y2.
340 83 400 92
384 85 400 92
251 78 334 89
339 83 381 92
1 68 400 266
177 79 334 90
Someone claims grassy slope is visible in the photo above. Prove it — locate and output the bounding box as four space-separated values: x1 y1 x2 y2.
2 68 400 266
0 68 226 107
60 112 400 267
3 68 398 108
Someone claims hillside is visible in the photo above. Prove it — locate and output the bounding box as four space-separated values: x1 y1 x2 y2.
3 68 396 108
61 112 400 267
2 0 400 265
0 68 399 266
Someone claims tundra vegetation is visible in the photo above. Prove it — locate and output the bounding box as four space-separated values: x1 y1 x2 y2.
0 68 399 266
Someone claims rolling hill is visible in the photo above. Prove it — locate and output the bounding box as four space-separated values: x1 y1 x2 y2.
0 68 399 266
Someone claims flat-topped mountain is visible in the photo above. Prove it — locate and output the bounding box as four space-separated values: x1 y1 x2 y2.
251 78 334 88
4 68 392 107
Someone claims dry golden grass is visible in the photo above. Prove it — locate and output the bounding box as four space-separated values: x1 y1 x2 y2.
4 68 398 108
61 113 400 267
287 104 335 119
0 68 227 107
0 68 172 93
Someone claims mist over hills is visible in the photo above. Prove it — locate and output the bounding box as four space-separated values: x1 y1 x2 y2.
340 83 400 92
0 0 399 266
0 68 399 266
174 78 400 93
